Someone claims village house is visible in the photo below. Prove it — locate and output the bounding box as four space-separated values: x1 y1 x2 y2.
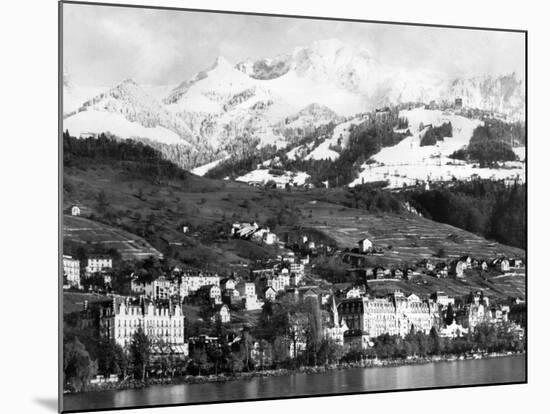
71 205 81 216
509 258 523 269
435 262 449 278
220 277 237 292
479 260 488 271
63 255 81 288
372 266 387 280
392 268 404 279
99 297 187 354
450 260 467 278
491 257 511 272
85 256 113 275
358 238 373 253
418 259 435 272
210 304 231 324
404 268 416 280
196 284 222 305
263 286 277 301
459 255 473 269
267 272 290 292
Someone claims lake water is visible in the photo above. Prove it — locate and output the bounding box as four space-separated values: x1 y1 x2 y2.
63 355 525 412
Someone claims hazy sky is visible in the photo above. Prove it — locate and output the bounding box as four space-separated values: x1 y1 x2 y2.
63 3 526 86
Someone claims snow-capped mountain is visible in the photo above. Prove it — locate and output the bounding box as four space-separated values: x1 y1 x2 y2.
64 78 196 146
63 38 525 170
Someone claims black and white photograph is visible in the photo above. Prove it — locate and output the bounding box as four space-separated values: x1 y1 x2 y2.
59 1 527 412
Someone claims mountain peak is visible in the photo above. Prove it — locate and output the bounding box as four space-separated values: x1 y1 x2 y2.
211 56 233 70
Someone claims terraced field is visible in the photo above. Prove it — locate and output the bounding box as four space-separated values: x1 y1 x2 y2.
299 200 524 266
63 215 163 260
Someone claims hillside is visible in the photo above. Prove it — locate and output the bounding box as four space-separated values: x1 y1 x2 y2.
63 215 163 261
63 136 524 298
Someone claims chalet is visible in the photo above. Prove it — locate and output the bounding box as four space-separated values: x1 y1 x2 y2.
404 268 416 280
454 97 463 108
71 205 81 216
372 266 386 280
197 284 222 304
263 232 277 245
211 304 231 324
263 286 277 302
220 277 237 292
392 268 404 279
435 262 449 278
459 256 473 269
479 260 488 271
509 258 523 269
450 260 466 278
358 238 373 253
491 257 510 272
418 259 435 272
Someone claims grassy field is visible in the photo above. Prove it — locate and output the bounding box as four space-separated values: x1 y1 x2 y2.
64 215 163 260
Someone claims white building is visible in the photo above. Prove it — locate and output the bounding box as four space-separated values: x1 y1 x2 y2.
100 298 187 353
86 256 113 275
439 319 468 338
179 272 220 298
358 238 373 253
236 282 256 298
144 276 179 300
211 304 231 323
63 255 80 288
323 296 348 346
71 205 81 216
339 291 437 338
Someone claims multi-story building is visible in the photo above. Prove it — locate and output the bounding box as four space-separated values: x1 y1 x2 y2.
144 276 179 300
179 272 220 298
100 298 186 353
430 291 455 308
267 273 290 292
86 256 113 275
339 291 437 338
236 282 256 298
63 255 81 287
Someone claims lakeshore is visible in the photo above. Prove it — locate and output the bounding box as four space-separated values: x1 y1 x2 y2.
65 351 524 395
63 354 526 412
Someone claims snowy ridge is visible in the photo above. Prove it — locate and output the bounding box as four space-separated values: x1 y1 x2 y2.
350 108 524 188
